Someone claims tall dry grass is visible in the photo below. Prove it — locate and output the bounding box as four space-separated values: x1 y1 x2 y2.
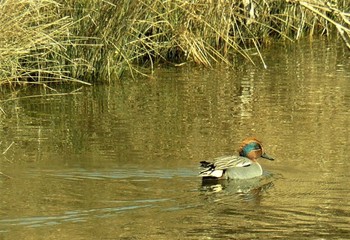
0 0 92 87
0 0 349 85
63 0 350 81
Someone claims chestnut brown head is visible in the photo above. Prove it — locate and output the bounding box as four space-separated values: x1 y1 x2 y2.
238 137 274 161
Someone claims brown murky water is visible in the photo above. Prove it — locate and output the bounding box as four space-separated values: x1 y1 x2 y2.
0 38 349 239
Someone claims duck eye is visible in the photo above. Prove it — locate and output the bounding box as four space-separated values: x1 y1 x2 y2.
253 143 261 150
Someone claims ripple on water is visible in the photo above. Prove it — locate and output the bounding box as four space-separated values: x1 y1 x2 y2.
0 204 154 228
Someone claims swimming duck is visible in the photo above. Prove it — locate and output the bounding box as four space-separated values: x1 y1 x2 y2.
199 137 274 180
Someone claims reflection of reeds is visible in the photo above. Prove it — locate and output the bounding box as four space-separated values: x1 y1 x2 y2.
0 0 349 84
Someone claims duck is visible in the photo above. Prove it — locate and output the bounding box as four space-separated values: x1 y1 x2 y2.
199 137 274 180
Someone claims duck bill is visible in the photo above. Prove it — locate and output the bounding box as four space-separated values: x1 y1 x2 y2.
261 152 274 161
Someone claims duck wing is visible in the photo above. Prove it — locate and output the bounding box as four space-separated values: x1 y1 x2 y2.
211 155 252 168
199 155 252 177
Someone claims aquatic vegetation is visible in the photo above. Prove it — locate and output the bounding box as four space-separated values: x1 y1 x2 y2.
0 0 349 85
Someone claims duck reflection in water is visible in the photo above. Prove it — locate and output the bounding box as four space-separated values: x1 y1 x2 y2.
200 175 275 199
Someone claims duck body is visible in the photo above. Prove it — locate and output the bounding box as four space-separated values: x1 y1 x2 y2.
199 138 274 180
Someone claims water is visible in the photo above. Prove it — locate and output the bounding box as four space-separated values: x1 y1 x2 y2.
0 38 349 239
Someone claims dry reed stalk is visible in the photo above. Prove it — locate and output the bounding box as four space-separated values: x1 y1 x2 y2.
298 0 350 48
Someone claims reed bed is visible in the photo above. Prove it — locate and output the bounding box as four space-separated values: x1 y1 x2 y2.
0 0 349 85
0 0 92 87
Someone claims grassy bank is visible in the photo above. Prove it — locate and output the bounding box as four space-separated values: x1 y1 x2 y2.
0 0 349 85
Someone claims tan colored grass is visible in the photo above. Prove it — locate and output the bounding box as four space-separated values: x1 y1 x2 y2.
0 0 349 85
0 0 91 86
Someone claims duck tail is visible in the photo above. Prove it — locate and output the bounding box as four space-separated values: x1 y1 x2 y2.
200 161 214 169
199 161 223 178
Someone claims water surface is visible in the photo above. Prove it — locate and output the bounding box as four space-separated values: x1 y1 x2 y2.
0 38 349 239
